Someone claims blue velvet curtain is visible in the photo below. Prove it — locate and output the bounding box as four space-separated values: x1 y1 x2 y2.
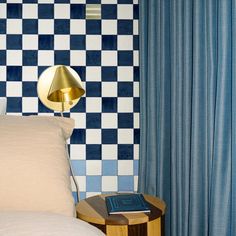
138 1 236 236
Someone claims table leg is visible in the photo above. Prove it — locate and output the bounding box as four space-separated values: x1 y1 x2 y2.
106 225 128 236
147 217 161 236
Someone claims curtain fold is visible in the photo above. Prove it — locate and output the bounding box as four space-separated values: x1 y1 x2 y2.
138 1 236 235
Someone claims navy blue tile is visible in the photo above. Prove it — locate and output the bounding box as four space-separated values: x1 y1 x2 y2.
134 97 140 112
55 20 70 34
102 35 117 50
70 35 85 50
86 20 101 35
118 82 133 97
134 4 139 19
72 66 86 82
7 66 22 81
71 4 85 19
23 0 38 3
86 144 101 160
22 112 38 116
23 50 37 66
38 4 54 19
55 0 70 2
0 82 6 96
118 113 133 128
134 66 139 81
7 97 22 113
118 144 133 160
0 19 6 34
102 129 117 144
38 66 48 77
22 82 37 97
86 113 101 128
118 20 133 35
7 4 22 18
118 51 133 66
86 82 101 97
38 99 51 113
71 97 86 112
38 35 54 50
133 35 139 50
71 129 86 144
7 35 22 49
0 51 6 65
102 5 117 19
118 0 133 3
134 129 140 144
86 0 101 3
23 19 38 34
54 50 70 65
86 51 101 66
102 67 117 81
102 97 117 113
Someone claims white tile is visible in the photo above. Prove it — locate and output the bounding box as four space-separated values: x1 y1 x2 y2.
117 5 133 19
38 20 54 34
102 113 117 128
102 82 117 97
86 129 101 144
134 113 139 129
0 4 6 18
133 20 139 35
86 97 102 112
86 160 102 175
118 67 133 81
118 129 133 144
70 50 86 66
86 192 101 198
102 144 117 160
134 176 138 191
118 160 133 175
0 66 6 81
54 35 70 50
38 0 54 3
102 20 117 35
6 82 22 97
71 176 86 192
86 35 102 50
70 0 86 3
70 113 86 128
118 97 133 112
133 50 139 66
22 66 38 81
70 144 86 160
22 97 38 112
102 176 117 192
7 19 22 34
22 35 38 50
23 4 38 18
133 82 139 97
117 35 133 50
38 51 54 66
133 144 139 160
0 35 6 50
101 0 117 3
102 51 117 66
54 4 70 18
70 20 86 35
7 50 22 65
86 67 101 81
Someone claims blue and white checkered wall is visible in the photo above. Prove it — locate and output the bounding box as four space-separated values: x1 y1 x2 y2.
0 0 139 200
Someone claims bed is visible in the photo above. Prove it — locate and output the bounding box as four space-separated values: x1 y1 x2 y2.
0 113 105 236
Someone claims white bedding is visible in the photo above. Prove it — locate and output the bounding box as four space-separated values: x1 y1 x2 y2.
0 212 105 236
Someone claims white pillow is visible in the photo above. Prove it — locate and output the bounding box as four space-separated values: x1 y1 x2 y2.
0 98 6 115
0 115 75 217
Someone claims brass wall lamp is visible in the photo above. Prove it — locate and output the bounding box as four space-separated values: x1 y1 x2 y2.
37 65 85 113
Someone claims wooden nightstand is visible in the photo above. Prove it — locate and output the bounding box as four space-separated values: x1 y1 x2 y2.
76 194 166 236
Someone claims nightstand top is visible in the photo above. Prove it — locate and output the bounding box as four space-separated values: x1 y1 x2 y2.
76 194 166 226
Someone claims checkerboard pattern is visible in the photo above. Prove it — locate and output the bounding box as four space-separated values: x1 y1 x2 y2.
0 0 139 200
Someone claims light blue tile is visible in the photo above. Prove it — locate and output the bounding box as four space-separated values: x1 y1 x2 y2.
118 176 134 192
71 160 86 176
102 160 117 175
86 176 102 192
